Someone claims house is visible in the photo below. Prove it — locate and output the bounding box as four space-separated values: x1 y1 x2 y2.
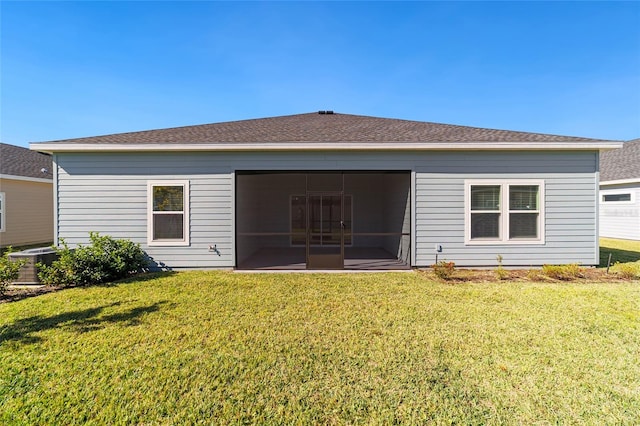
30 112 622 270
0 143 54 248
599 138 640 240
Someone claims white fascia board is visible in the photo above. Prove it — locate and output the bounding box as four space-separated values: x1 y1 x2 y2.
600 178 640 186
30 141 624 153
0 174 53 184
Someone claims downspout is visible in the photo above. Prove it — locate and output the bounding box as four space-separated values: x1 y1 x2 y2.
410 170 416 267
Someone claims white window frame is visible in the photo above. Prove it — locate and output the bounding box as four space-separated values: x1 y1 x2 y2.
0 192 5 232
147 180 190 246
464 180 545 245
600 191 634 205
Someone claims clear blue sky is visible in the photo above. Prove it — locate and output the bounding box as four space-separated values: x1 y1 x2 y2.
1 1 639 148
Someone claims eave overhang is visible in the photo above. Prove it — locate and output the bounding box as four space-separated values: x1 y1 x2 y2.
600 178 640 186
30 141 624 154
0 174 54 184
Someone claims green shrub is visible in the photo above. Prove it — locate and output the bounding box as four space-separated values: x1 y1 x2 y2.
432 261 455 280
38 232 148 287
542 263 585 281
0 247 27 294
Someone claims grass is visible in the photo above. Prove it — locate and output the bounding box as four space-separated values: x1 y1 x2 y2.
1 271 639 424
600 238 640 267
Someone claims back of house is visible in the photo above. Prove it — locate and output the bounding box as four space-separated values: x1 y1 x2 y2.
30 112 622 270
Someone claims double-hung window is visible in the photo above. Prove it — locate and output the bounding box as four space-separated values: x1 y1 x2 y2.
465 180 544 244
148 181 189 246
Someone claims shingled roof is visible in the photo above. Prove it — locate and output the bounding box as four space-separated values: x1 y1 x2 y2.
600 138 640 182
0 143 53 180
34 112 614 145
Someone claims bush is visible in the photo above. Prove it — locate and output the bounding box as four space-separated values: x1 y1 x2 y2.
38 232 148 287
0 247 27 294
526 268 542 281
542 263 585 281
611 262 640 279
432 261 455 280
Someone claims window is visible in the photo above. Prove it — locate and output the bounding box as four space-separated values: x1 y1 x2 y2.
0 192 5 232
148 181 189 246
602 193 632 203
465 180 544 245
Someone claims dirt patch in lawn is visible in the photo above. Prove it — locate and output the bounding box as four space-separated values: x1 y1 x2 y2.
1 285 61 304
420 267 638 283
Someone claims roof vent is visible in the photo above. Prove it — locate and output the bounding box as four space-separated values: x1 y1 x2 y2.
318 110 334 115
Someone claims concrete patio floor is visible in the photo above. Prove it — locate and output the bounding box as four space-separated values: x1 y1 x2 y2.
237 247 410 271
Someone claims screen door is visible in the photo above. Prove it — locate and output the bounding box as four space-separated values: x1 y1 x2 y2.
306 192 344 269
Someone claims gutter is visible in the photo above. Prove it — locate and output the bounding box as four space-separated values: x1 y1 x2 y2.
0 174 54 184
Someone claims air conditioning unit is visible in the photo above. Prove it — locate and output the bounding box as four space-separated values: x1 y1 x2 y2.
8 247 59 285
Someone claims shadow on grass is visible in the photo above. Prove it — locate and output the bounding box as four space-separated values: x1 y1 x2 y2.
1 272 178 304
0 300 171 345
599 247 640 268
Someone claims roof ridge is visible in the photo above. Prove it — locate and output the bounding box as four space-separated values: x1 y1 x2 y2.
30 112 620 145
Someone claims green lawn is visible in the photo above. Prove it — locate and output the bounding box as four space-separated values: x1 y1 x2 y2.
1 271 639 424
600 238 640 267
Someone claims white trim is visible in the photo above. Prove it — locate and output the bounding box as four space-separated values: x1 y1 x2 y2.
30 141 624 153
0 174 53 184
410 171 416 267
0 192 5 232
595 157 600 264
600 178 640 186
147 180 190 246
464 179 545 245
53 155 59 245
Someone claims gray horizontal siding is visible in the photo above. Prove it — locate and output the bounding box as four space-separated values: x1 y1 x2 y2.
413 151 598 267
55 150 598 269
57 153 234 269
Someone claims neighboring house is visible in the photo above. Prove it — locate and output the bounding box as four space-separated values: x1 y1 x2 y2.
0 143 54 248
599 138 640 240
31 112 621 270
